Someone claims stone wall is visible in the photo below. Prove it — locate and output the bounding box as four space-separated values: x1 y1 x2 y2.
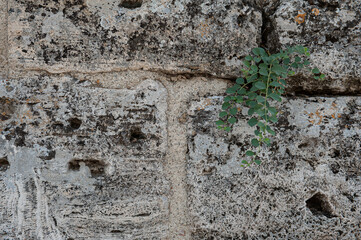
0 0 360 239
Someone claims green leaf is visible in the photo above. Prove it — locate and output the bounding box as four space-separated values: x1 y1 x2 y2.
224 126 231 132
264 138 271 146
216 120 225 125
279 79 286 86
254 159 261 165
268 107 277 115
303 60 310 65
252 47 267 57
247 92 257 100
255 81 266 89
246 150 255 156
269 93 282 102
222 102 231 110
228 117 237 124
251 138 259 147
248 118 258 127
272 65 284 75
245 56 253 61
283 58 290 65
243 60 251 68
270 81 283 88
257 121 265 129
254 57 261 63
291 62 298 68
269 115 278 123
295 56 301 62
236 95 244 103
219 111 228 118
246 100 257 108
320 74 325 80
259 68 268 76
266 126 275 135
247 74 258 82
251 65 258 72
256 109 265 117
224 96 232 102
259 63 268 69
241 160 249 164
238 88 246 95
236 78 245 84
226 87 236 94
312 67 320 74
248 107 255 115
254 129 260 136
256 95 265 103
229 108 238 116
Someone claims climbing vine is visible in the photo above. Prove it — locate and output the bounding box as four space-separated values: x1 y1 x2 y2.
216 46 324 167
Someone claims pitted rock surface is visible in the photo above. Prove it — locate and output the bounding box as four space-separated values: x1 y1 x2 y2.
266 0 361 94
0 0 7 77
8 0 261 77
0 77 169 239
187 96 361 239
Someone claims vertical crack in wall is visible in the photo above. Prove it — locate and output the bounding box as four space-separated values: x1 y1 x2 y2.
259 1 281 54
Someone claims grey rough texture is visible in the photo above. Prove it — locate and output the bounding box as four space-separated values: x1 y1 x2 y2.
265 0 361 94
8 0 261 77
0 0 7 78
187 96 361 239
0 77 169 239
0 0 360 239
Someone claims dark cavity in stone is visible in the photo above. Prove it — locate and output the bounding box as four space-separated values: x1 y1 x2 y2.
306 192 335 218
0 157 10 172
68 118 82 129
120 0 142 9
68 159 107 177
129 127 146 142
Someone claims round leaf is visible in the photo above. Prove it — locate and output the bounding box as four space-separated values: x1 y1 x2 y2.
251 138 259 147
219 111 228 118
228 117 237 124
246 151 255 156
248 118 258 127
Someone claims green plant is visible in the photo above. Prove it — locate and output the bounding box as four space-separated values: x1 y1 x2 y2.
216 46 324 167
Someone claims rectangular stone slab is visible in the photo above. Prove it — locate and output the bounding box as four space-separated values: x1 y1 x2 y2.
0 76 169 239
187 96 361 239
8 0 261 77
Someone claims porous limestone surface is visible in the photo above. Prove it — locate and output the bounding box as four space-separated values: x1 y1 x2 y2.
0 77 169 239
268 0 361 94
187 96 361 239
0 0 7 78
8 0 261 77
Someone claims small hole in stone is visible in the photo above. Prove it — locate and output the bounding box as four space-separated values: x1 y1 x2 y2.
68 159 107 177
129 127 146 142
330 163 340 174
306 192 335 218
68 118 82 129
119 0 142 9
0 157 10 172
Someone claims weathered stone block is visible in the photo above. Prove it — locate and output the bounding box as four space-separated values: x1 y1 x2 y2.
267 0 361 94
8 0 261 77
0 77 169 239
187 96 361 239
